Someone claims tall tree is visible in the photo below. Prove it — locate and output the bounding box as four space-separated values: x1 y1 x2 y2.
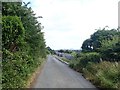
81 27 119 52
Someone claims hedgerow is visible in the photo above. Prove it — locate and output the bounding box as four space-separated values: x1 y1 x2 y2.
2 2 47 88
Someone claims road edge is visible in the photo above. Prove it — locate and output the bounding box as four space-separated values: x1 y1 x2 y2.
26 57 47 88
53 55 69 65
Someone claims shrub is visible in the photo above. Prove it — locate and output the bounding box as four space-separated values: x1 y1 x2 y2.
2 16 25 51
79 52 101 68
69 52 119 89
69 59 81 71
100 36 120 62
2 3 47 88
2 49 43 88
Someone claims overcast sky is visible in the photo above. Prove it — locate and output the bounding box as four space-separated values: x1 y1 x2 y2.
24 0 119 50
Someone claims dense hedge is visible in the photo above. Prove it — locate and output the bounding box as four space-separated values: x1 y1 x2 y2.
79 52 100 67
2 16 25 51
2 49 43 88
2 2 47 88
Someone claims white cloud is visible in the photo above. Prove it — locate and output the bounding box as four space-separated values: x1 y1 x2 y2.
24 0 119 50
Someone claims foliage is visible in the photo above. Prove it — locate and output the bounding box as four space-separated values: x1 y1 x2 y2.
81 27 119 52
2 2 46 57
69 59 81 72
61 57 71 63
2 2 22 16
2 49 43 88
70 27 120 89
81 39 93 52
83 61 119 89
69 56 119 89
69 52 101 71
58 49 64 53
2 2 47 88
2 16 25 52
100 36 120 61
46 46 55 54
79 52 100 67
81 27 120 62
57 49 72 54
71 51 77 58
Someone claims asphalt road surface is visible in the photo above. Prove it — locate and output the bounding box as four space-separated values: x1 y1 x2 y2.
33 55 97 88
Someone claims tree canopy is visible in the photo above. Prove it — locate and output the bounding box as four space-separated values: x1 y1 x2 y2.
81 27 120 61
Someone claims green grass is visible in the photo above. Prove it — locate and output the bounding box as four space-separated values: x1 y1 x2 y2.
61 57 71 63
69 57 119 89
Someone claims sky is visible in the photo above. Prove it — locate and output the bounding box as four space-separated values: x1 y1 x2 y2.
24 0 119 50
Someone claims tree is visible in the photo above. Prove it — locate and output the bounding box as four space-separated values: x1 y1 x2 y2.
81 39 93 52
100 35 120 61
81 27 120 62
81 27 119 52
46 46 55 54
2 2 47 58
91 29 118 51
58 49 64 53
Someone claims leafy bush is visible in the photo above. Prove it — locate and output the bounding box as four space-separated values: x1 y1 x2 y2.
78 52 100 68
69 51 119 89
2 2 47 88
100 36 120 61
2 49 43 88
2 16 25 51
69 52 101 71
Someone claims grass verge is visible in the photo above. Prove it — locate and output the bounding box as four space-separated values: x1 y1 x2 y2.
26 58 47 88
53 55 69 65
69 60 119 89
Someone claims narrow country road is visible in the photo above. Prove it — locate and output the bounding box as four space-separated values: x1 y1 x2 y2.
33 55 97 88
